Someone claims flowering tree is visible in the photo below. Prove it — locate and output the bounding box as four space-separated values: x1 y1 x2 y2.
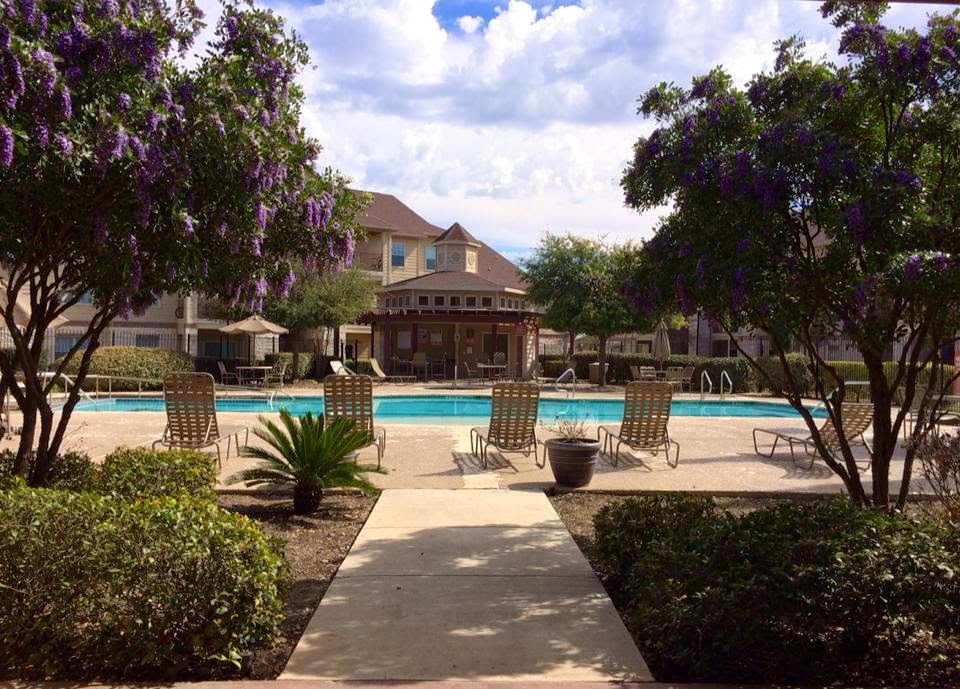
621 1 960 508
522 234 654 387
0 0 352 483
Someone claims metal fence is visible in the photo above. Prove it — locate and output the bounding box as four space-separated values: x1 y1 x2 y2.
1 327 193 367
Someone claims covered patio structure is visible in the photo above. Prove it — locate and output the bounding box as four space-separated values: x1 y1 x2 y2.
359 308 540 381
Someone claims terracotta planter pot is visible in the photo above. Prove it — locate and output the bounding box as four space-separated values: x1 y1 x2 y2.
293 484 323 514
545 437 600 487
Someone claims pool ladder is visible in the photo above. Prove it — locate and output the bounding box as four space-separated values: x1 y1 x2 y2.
700 369 733 401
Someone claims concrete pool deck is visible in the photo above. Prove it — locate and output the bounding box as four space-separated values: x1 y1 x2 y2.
1 384 919 495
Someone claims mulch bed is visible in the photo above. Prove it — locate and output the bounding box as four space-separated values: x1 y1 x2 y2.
218 491 377 679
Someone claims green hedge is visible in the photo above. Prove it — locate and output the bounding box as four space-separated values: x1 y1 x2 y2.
100 447 217 502
539 352 751 391
0 347 49 372
56 346 194 390
593 495 960 685
264 351 316 381
752 353 813 394
0 487 290 678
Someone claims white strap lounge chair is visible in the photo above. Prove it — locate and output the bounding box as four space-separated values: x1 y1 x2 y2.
753 402 873 470
153 372 248 466
470 382 541 469
598 381 679 468
369 357 415 384
323 374 385 468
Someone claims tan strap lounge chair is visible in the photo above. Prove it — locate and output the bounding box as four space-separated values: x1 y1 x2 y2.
323 374 385 468
217 360 239 385
470 382 541 469
665 366 685 392
680 366 695 392
153 372 248 466
598 381 679 468
369 357 415 384
630 365 657 381
753 402 873 470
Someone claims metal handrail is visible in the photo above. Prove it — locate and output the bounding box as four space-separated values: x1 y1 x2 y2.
700 370 713 401
554 368 577 399
720 370 733 400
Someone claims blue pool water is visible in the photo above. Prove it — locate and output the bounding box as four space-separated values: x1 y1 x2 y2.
73 395 824 424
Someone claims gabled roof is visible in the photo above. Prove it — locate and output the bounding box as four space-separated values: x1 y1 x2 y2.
434 222 480 245
353 189 527 292
379 271 518 293
353 191 442 236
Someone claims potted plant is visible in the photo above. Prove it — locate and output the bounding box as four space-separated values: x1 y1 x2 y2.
227 409 382 514
543 416 600 487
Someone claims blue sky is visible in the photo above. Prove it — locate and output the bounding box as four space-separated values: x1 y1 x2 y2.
195 1 947 262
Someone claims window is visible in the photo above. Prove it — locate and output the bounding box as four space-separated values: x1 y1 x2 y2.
465 296 477 307
418 295 429 306
508 299 515 309
500 297 506 308
434 295 445 306
425 246 436 271
449 295 461 307
135 333 160 348
404 295 411 306
60 290 93 305
391 241 405 267
54 334 79 359
481 296 493 308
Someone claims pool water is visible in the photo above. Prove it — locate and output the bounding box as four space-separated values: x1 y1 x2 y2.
73 395 824 424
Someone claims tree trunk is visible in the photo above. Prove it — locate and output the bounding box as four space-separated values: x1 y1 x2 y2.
864 352 893 507
598 335 608 387
333 327 341 361
567 332 576 359
13 399 36 476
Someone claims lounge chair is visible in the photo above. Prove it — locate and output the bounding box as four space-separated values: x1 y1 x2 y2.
323 374 385 468
412 352 429 381
470 382 541 469
369 357 414 384
329 359 354 376
217 360 239 385
752 402 873 470
153 372 248 466
630 365 656 381
598 381 679 468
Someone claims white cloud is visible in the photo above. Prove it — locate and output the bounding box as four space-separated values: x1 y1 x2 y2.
205 0 943 256
457 15 484 34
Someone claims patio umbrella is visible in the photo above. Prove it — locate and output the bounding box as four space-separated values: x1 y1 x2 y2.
651 319 671 367
219 314 288 366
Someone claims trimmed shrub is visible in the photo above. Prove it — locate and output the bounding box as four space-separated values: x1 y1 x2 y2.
264 351 316 381
100 447 217 502
0 347 49 372
0 487 290 678
56 346 194 390
540 352 751 391
593 496 960 685
752 353 813 394
0 448 97 491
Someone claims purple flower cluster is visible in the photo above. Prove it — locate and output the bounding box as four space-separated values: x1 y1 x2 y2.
904 253 922 281
54 131 71 156
181 213 194 237
0 124 12 167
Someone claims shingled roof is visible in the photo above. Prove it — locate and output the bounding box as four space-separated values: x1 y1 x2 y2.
354 191 526 292
434 222 480 245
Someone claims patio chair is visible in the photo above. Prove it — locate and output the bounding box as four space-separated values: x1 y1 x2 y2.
461 359 481 381
412 352 429 381
630 365 656 381
492 351 506 365
265 361 287 388
470 382 541 469
153 372 248 466
217 360 239 385
899 386 960 441
369 357 415 384
752 402 873 470
323 374 385 468
329 359 354 376
665 366 685 392
598 381 679 468
680 366 696 392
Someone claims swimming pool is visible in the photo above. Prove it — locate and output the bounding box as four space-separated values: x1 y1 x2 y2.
73 395 824 424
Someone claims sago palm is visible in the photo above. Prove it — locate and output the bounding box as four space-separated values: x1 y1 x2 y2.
227 409 382 514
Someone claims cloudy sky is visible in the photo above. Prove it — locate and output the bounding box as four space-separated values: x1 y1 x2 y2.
198 0 945 261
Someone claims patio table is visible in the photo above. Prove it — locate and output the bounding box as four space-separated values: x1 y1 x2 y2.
477 363 507 380
235 365 273 386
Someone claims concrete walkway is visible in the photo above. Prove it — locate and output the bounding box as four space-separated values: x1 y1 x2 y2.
281 489 651 682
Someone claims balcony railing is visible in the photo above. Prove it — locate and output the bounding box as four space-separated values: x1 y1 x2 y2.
355 251 383 272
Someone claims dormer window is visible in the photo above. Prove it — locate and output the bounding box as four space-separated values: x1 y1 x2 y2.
425 246 436 271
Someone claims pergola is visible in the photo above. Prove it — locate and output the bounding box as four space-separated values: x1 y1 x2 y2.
358 307 541 377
